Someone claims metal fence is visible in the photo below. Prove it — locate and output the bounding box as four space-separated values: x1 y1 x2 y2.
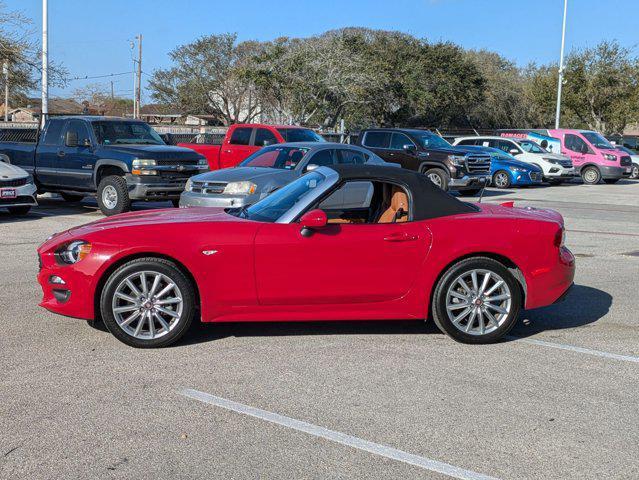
0 122 39 143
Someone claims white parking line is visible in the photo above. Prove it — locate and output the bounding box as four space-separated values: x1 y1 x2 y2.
180 388 500 480
508 336 639 364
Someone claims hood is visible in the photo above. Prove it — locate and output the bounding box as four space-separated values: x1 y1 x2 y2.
100 144 204 160
190 167 295 184
0 161 29 179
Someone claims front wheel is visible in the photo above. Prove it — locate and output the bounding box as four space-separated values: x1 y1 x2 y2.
581 166 601 185
97 175 131 216
100 257 196 348
492 170 512 189
431 257 522 344
630 164 639 179
423 168 449 191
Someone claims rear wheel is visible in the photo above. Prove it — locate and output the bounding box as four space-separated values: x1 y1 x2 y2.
100 257 195 348
581 166 601 185
492 170 512 189
97 175 131 216
423 168 449 191
630 164 639 179
60 192 84 202
603 179 619 184
7 206 31 215
431 257 521 344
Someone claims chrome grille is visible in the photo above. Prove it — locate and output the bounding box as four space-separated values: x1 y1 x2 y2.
0 177 27 187
465 154 491 174
191 181 227 194
156 159 199 166
621 156 631 167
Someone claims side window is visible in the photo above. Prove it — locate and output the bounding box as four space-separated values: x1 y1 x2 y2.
565 134 588 153
390 133 413 150
42 119 65 145
362 131 391 149
457 139 478 146
308 149 336 167
229 127 252 145
65 120 91 145
254 128 278 147
491 140 516 153
338 149 367 164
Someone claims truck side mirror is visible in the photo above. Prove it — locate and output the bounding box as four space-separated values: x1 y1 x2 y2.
403 144 417 154
65 131 78 147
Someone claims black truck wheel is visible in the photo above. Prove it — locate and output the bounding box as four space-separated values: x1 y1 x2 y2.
97 175 131 216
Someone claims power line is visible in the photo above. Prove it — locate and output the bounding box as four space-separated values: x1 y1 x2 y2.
68 71 133 81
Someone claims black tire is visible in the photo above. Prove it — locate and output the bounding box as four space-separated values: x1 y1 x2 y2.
430 257 522 344
603 179 619 184
581 166 601 185
492 170 512 189
457 188 482 197
423 168 449 190
630 164 639 180
171 199 180 208
97 175 131 216
100 257 196 348
60 192 84 202
7 206 31 215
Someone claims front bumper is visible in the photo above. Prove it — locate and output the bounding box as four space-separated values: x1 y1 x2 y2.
126 173 196 200
449 174 490 190
544 167 576 179
179 191 254 208
0 182 38 208
599 165 631 179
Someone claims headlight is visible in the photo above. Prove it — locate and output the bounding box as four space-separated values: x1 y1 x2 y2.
185 178 193 192
604 153 616 161
223 181 257 195
131 159 157 175
25 174 34 184
510 167 527 173
57 241 92 264
448 155 466 166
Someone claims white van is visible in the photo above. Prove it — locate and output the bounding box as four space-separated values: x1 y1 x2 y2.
453 136 576 184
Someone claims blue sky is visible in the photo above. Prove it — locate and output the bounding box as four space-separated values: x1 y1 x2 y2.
9 0 639 101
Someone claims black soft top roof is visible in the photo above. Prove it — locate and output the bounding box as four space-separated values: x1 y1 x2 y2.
328 164 477 220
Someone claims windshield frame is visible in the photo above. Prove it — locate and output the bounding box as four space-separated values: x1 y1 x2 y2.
413 132 453 150
517 140 547 154
92 121 165 146
581 131 615 150
238 145 311 170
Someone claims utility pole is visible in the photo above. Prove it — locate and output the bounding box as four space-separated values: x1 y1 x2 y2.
3 60 8 122
41 0 49 128
110 80 114 100
554 0 568 129
136 34 142 119
130 40 136 118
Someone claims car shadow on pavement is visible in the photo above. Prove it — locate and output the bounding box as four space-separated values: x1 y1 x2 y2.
508 284 612 339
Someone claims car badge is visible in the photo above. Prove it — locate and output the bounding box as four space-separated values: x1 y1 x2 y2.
177 165 185 172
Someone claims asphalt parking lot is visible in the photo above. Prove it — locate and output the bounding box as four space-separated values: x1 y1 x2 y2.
1 181 639 480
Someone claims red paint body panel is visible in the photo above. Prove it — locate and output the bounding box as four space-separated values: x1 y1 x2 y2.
37 203 575 324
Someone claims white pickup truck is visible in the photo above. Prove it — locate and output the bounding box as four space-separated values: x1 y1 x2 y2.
0 155 37 215
453 136 576 184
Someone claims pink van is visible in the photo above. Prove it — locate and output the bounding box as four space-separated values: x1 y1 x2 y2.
547 129 633 184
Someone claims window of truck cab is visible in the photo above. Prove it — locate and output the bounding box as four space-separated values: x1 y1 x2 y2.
92 121 164 145
362 131 391 149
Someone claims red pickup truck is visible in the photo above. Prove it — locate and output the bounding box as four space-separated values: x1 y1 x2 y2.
178 124 325 170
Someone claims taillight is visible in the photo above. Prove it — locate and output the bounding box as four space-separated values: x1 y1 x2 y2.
554 228 565 247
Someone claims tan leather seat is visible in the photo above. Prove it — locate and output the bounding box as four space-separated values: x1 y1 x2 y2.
378 187 409 223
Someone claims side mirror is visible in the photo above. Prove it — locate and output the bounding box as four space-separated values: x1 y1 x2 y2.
403 144 416 153
509 148 519 155
65 131 78 147
299 209 327 237
305 163 319 172
82 138 92 148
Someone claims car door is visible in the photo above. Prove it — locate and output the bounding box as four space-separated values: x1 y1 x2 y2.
360 131 392 161
219 127 255 169
253 208 431 306
388 132 417 165
562 133 591 169
57 119 97 189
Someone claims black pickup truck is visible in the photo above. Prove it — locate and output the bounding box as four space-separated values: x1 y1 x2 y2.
0 116 208 215
357 128 491 194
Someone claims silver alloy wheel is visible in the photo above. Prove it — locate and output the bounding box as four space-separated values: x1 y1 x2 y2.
428 173 442 188
494 172 509 188
102 185 118 210
111 270 184 340
445 269 512 336
631 165 639 179
583 168 598 184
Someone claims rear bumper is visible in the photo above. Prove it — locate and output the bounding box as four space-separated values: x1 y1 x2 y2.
179 191 255 208
449 174 490 190
525 247 576 310
0 182 38 208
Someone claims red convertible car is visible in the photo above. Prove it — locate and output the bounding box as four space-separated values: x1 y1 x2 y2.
37 165 575 348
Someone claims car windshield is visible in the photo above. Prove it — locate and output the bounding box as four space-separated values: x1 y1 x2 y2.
240 146 309 169
581 131 614 149
92 121 165 145
230 171 328 223
413 132 452 149
518 140 547 153
277 128 325 143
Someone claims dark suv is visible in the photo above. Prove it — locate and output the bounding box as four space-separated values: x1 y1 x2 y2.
357 128 491 194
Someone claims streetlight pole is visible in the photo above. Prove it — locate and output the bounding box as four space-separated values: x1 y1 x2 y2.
41 0 49 128
554 0 568 129
3 61 8 122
